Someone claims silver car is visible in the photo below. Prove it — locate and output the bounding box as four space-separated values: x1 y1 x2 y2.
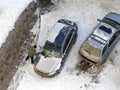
34 19 78 77
79 12 120 65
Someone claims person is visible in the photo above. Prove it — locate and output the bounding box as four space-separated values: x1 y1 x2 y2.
25 44 37 64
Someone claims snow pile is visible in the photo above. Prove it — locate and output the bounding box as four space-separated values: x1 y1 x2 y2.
9 0 120 90
0 0 33 47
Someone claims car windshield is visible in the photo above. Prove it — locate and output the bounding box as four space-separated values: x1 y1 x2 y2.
40 41 61 58
103 18 120 29
81 42 101 57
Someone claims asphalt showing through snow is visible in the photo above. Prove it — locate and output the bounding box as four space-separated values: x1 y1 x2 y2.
0 2 37 90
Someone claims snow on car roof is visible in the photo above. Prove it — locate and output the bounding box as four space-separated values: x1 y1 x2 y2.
93 22 116 41
47 22 67 43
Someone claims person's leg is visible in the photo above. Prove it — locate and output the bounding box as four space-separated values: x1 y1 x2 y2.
31 56 34 64
25 55 29 61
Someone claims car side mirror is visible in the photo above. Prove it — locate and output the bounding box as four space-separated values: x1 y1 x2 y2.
97 19 102 22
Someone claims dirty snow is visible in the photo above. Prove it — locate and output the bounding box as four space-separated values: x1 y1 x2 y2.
0 0 33 47
8 0 120 90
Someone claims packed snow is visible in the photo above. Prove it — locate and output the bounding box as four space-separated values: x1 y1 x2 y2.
0 0 33 47
8 0 120 90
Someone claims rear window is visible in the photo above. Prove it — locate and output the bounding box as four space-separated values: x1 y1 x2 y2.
99 25 112 34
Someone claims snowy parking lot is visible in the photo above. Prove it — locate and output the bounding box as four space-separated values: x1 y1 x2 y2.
8 0 120 90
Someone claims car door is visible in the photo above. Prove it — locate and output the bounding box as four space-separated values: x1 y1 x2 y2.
101 31 120 63
102 43 109 61
108 31 120 52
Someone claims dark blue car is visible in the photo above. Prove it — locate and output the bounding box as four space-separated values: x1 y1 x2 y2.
34 19 78 77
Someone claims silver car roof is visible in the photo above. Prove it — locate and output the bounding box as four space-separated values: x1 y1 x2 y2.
85 22 117 50
93 22 116 42
48 22 67 42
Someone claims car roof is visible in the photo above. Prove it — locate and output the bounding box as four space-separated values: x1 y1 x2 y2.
48 22 67 43
93 22 116 42
47 19 77 43
47 20 73 48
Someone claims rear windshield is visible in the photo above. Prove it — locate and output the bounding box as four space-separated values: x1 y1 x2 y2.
81 42 101 57
99 25 112 34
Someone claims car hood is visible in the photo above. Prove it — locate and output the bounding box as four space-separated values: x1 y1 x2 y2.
80 48 100 63
35 55 62 74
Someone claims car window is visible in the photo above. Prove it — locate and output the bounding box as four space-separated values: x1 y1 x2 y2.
102 44 108 55
63 31 72 53
109 31 119 47
103 18 120 29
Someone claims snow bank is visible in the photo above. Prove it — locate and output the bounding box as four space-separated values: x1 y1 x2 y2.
9 0 120 90
0 0 33 47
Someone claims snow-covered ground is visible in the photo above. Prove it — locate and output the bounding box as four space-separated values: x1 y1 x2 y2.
8 0 120 90
0 0 33 47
